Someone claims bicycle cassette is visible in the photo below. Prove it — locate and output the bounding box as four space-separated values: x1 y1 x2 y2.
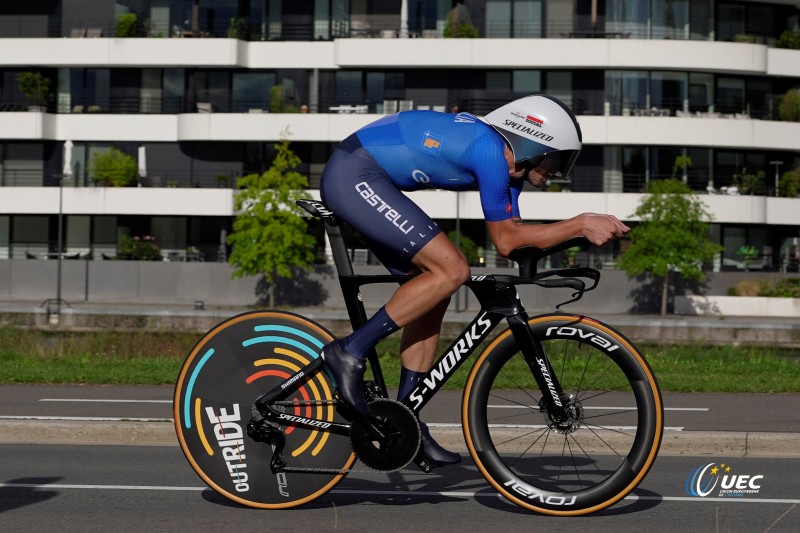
349 398 420 472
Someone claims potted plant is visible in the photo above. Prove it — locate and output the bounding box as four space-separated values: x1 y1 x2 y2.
737 245 759 271
89 148 138 187
115 13 139 37
778 88 800 122
118 235 162 261
16 71 52 111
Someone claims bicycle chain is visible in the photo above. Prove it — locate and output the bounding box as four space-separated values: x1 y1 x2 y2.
263 399 421 474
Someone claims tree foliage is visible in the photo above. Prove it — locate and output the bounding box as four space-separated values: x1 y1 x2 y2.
89 148 138 187
618 179 721 315
227 139 315 307
447 230 479 264
16 71 52 107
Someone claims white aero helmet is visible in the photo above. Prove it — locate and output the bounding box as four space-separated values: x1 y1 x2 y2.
484 94 582 179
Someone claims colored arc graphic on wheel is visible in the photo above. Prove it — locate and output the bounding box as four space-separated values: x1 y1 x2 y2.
184 323 334 458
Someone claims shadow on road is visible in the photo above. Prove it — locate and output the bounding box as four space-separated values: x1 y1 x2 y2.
0 477 60 513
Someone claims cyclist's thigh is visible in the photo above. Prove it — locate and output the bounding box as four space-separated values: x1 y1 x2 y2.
321 146 441 273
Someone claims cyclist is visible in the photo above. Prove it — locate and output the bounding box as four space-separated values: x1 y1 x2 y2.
319 94 629 466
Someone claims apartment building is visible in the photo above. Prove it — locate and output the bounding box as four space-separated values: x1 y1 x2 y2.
1 0 799 273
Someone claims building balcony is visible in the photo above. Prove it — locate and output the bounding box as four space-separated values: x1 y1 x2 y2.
2 110 798 153
1 187 797 227
1 38 798 77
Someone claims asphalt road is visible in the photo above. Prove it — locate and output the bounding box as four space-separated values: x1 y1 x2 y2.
1 445 798 533
0 385 798 532
1 384 799 433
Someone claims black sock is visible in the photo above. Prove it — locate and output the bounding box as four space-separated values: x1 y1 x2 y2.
397 367 426 401
342 306 399 360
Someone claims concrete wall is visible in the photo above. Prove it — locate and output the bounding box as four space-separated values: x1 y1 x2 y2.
2 259 795 314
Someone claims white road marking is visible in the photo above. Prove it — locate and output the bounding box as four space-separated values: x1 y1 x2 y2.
489 405 708 412
0 416 683 430
431 422 685 431
40 399 171 404
0 415 171 422
0 483 797 505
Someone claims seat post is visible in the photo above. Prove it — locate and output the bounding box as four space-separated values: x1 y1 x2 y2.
323 218 354 277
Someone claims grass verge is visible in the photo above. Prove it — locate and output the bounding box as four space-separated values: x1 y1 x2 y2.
0 327 798 393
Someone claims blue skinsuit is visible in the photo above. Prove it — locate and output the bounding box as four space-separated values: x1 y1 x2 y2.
320 110 520 273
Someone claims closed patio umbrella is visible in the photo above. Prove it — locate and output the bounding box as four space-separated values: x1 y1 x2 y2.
138 145 147 186
62 140 73 178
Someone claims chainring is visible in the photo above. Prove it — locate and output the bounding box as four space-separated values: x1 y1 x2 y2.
349 398 420 472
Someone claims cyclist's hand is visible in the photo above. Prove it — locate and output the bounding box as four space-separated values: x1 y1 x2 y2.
579 213 630 246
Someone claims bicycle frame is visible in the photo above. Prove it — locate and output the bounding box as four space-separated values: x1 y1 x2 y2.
250 201 600 445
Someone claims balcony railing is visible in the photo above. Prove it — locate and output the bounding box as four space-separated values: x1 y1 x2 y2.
0 16 792 47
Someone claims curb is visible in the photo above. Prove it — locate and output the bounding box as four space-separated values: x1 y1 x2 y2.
1 420 798 457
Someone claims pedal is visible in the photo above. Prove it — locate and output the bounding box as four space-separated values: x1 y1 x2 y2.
413 456 434 473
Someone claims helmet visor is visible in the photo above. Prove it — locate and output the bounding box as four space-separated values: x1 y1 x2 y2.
521 149 580 179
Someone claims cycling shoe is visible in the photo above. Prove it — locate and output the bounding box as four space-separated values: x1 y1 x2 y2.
321 339 371 418
420 422 461 465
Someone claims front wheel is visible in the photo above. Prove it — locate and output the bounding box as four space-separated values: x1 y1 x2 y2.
463 314 663 516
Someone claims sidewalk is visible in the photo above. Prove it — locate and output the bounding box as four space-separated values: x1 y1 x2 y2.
2 299 799 346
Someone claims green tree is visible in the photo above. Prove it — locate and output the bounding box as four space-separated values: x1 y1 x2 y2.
778 169 799 198
618 179 721 316
227 139 316 307
115 13 139 37
447 230 478 264
89 147 138 187
16 71 52 108
778 88 800 122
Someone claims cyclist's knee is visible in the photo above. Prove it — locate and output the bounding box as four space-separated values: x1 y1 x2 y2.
439 258 470 292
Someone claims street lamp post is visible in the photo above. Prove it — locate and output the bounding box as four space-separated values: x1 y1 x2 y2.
48 173 69 325
769 160 784 197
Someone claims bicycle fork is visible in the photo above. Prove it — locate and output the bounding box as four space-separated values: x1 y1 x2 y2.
507 314 572 423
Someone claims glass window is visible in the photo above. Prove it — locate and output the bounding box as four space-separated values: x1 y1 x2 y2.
689 0 712 40
195 71 230 112
605 71 647 115
717 78 745 114
486 71 511 91
512 70 541 96
335 71 362 105
0 215 8 259
688 72 713 113
746 79 772 119
12 215 49 257
314 0 330 39
232 72 275 112
547 71 572 107
715 150 741 188
366 72 385 110
199 0 238 36
486 0 511 38
163 69 185 113
623 146 648 192
650 71 686 113
606 0 650 38
546 0 573 37
717 2 744 42
687 148 711 191
650 146 683 181
514 0 542 38
652 0 688 39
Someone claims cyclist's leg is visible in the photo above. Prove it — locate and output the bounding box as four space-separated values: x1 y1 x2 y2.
395 300 462 465
319 141 468 418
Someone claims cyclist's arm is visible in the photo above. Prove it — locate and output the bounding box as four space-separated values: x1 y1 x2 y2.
487 214 629 257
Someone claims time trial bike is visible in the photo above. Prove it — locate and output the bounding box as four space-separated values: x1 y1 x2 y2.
174 199 663 516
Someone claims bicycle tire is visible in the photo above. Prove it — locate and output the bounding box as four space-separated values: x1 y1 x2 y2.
463 314 663 516
174 310 355 509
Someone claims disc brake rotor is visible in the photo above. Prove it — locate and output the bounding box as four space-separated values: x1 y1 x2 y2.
350 399 420 472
